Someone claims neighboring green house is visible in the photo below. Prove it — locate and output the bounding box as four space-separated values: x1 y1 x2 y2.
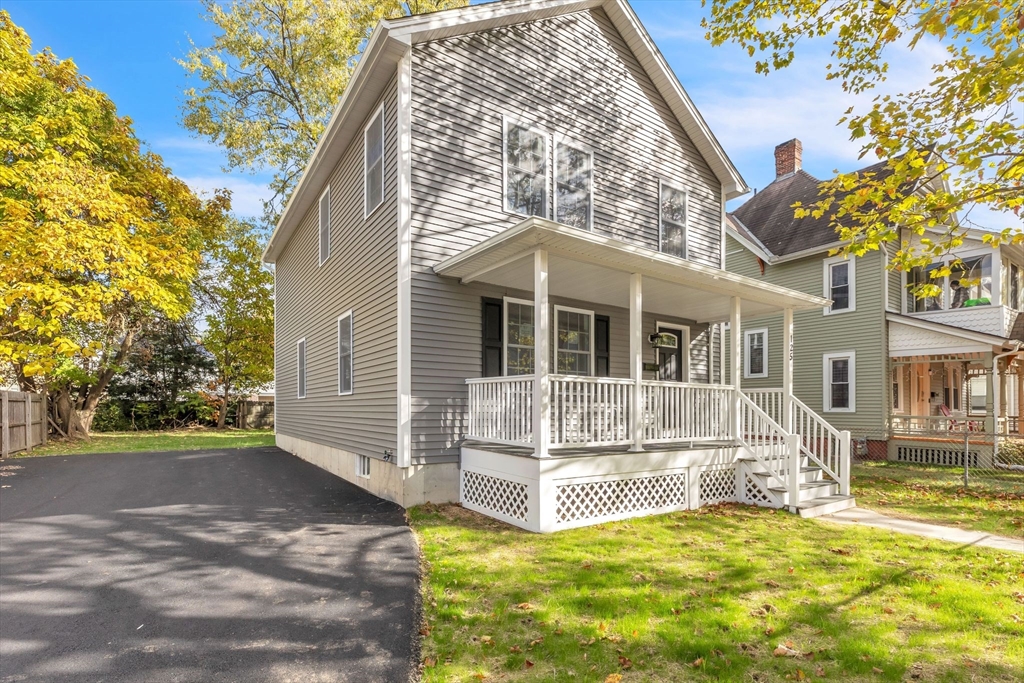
725 139 1024 465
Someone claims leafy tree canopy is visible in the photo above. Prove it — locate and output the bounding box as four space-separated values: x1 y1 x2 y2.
0 11 228 434
178 0 467 223
704 0 1024 294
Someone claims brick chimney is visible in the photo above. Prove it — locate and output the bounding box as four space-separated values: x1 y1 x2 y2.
774 139 802 178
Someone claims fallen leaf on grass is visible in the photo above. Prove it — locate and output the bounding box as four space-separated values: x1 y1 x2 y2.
764 579 780 588
523 660 534 670
604 675 623 683
618 655 632 669
773 644 800 657
423 657 436 667
516 602 534 610
815 665 825 676
872 666 884 674
882 606 895 614
509 645 521 654
691 657 704 668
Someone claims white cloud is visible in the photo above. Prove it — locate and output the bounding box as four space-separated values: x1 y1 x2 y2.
179 174 272 220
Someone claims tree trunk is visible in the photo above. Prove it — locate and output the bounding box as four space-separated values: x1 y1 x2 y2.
217 383 230 429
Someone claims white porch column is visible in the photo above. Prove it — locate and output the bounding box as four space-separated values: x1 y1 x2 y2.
984 353 996 435
782 307 794 431
630 273 644 452
1017 366 1024 435
730 296 742 440
533 249 550 458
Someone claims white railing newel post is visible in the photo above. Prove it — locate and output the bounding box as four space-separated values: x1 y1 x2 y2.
788 433 801 508
839 429 851 495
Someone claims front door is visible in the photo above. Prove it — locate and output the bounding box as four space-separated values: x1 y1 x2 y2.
657 327 684 382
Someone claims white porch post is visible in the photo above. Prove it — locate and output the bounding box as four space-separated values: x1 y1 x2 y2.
533 249 550 458
730 296 742 440
782 307 794 431
630 273 644 452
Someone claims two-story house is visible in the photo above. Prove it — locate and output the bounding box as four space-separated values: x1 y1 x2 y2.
726 139 1024 468
263 0 855 532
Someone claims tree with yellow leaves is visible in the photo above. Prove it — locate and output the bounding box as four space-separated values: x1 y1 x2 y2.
704 1 1023 297
178 0 467 223
0 11 229 437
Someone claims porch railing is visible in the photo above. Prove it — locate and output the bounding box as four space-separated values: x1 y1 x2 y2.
744 389 784 425
466 376 533 447
736 391 795 492
792 396 850 494
642 381 731 443
551 375 634 447
890 414 982 434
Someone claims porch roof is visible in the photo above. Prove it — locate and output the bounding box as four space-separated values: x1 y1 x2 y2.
433 218 829 322
887 313 1021 358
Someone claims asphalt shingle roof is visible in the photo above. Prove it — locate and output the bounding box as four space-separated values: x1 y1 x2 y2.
731 159 895 258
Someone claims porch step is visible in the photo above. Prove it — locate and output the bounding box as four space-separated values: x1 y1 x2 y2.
768 480 840 504
793 495 857 519
748 465 825 485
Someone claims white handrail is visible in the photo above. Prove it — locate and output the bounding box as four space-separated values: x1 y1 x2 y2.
735 391 796 491
744 389 785 425
791 395 850 495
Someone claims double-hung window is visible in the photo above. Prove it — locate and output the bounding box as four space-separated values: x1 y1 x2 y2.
338 311 353 395
297 339 307 399
555 306 593 376
555 140 592 230
824 257 854 313
318 187 331 265
744 329 767 379
907 263 945 312
1012 263 1020 309
504 298 535 376
364 106 384 217
504 120 547 217
824 352 855 411
659 182 687 258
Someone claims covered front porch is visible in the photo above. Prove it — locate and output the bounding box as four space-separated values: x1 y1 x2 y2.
436 218 853 531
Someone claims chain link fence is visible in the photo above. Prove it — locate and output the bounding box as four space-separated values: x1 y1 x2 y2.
850 430 1024 537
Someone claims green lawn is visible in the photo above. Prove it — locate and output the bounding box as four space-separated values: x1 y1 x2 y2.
17 428 276 457
851 462 1024 537
411 503 1023 683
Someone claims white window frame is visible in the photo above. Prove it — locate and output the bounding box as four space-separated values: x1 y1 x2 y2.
553 134 594 231
553 305 595 376
823 351 856 412
364 104 385 219
356 454 371 479
503 296 536 376
658 180 688 260
337 310 353 396
502 115 550 219
823 255 855 315
656 322 691 382
296 338 307 399
743 328 768 379
318 185 331 266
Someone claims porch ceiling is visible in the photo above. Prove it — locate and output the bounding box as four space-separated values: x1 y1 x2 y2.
433 218 829 322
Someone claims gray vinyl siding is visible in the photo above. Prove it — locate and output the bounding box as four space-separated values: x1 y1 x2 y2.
723 235 888 437
274 75 399 461
408 9 724 462
887 267 902 312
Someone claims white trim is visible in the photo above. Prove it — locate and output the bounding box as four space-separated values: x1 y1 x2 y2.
337 310 354 396
658 179 688 260
318 185 331 266
296 338 307 399
823 351 856 412
503 296 536 376
396 48 412 469
552 134 594 231
502 115 550 219
655 322 690 382
743 328 768 379
554 304 596 376
363 102 386 219
823 255 855 315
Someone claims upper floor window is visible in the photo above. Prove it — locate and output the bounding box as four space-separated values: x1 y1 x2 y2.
504 297 535 376
504 120 547 217
659 182 687 258
555 306 593 376
318 187 331 265
823 351 855 412
364 106 384 218
555 141 592 230
338 311 353 395
744 328 767 379
907 263 945 312
1012 263 1020 309
824 257 854 314
297 338 307 399
907 255 992 313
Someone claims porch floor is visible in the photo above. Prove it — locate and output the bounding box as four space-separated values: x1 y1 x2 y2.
461 439 737 460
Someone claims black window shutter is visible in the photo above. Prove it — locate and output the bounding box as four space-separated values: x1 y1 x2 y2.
482 297 503 377
595 314 610 377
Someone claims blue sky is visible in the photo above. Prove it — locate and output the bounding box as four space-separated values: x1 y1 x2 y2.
3 0 986 223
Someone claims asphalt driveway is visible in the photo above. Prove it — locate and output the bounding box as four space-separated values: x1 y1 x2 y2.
0 447 419 683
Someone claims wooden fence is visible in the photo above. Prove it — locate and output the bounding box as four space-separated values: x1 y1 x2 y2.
1 391 46 457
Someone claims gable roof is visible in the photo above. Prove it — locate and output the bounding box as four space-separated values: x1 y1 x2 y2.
263 0 749 263
728 158 896 261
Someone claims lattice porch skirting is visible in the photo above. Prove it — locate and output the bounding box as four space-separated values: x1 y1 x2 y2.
461 469 529 524
697 465 738 506
555 472 688 525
